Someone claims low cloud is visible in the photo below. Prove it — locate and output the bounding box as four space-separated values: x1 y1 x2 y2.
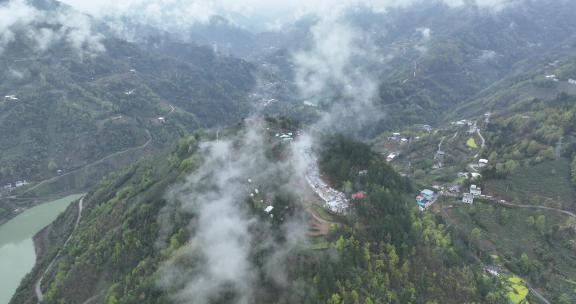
293 14 385 135
61 0 524 33
0 0 104 56
415 27 432 55
158 124 309 304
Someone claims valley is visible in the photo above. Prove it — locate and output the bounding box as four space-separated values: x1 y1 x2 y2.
2 0 576 303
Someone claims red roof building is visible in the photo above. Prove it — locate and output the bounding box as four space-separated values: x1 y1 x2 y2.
352 192 366 200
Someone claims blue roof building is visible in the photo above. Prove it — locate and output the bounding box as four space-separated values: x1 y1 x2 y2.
416 195 427 207
421 189 435 200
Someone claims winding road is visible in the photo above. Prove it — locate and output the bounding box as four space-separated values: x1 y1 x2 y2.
35 196 85 302
473 128 486 159
555 136 564 159
17 130 152 197
487 199 576 218
526 282 552 304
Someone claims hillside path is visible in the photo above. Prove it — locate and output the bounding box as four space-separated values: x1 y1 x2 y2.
35 196 84 302
473 128 486 159
487 199 575 218
17 129 151 197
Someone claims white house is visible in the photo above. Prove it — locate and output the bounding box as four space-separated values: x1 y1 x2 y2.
264 206 274 213
462 193 474 204
471 172 482 180
15 181 29 188
470 184 482 196
479 159 489 167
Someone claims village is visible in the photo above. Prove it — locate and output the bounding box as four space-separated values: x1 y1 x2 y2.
2 180 29 193
370 110 515 212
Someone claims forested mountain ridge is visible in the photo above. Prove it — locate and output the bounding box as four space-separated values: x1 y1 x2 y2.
0 0 257 190
10 128 509 304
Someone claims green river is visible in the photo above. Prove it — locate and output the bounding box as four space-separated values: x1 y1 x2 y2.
0 194 82 304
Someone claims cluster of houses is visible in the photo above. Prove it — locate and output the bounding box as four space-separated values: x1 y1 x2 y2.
456 159 488 181
4 95 18 101
462 184 484 204
275 132 294 142
458 171 482 180
2 180 29 191
420 124 433 133
246 178 275 218
544 75 576 85
416 189 437 211
545 74 559 82
389 132 409 144
452 119 474 127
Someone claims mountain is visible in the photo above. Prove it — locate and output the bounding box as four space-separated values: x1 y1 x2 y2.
10 127 508 303
5 0 576 303
0 0 258 211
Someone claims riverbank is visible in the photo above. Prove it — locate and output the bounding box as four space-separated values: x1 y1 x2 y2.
33 225 51 261
0 194 82 304
0 191 82 227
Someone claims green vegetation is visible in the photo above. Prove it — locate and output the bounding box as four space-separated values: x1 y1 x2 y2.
506 276 529 304
480 93 576 178
467 137 478 149
0 28 256 189
484 159 576 209
10 134 512 303
299 136 508 303
440 199 576 303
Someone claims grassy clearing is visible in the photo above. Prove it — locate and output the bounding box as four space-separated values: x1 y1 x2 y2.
507 276 529 304
467 137 478 149
484 159 576 210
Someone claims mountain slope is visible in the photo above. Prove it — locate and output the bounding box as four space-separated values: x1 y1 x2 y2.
11 128 508 304
0 0 258 198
